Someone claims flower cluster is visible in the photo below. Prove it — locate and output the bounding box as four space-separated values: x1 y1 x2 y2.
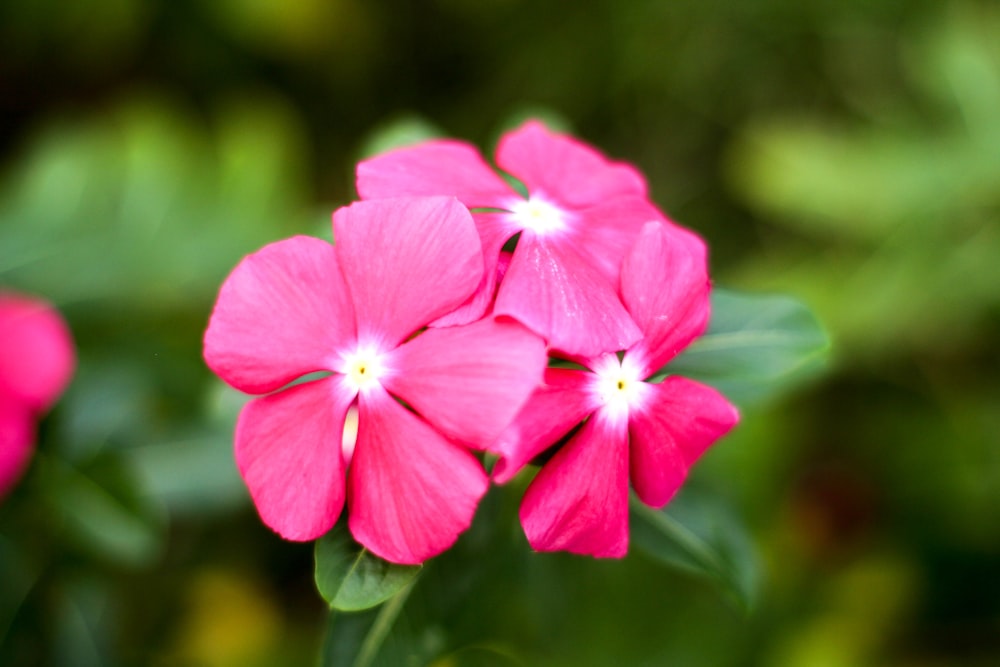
204 121 738 564
0 292 75 500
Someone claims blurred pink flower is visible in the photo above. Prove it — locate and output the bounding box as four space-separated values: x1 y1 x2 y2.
0 292 75 499
204 197 546 564
356 120 665 357
492 222 739 558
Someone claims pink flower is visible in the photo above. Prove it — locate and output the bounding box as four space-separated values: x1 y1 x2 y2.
203 197 547 564
356 120 665 357
491 222 739 558
0 292 75 500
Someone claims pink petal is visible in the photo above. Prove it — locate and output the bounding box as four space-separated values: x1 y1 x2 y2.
628 376 739 508
0 293 75 411
356 140 515 208
0 399 34 499
332 197 483 348
429 212 520 327
519 408 630 557
491 368 596 483
495 121 647 208
621 222 711 378
383 318 546 449
235 376 355 541
570 196 666 286
204 236 356 395
348 385 488 564
495 235 641 357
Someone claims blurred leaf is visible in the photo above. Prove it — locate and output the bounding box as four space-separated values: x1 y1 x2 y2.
428 644 526 667
656 288 830 405
40 455 164 567
315 526 421 612
0 536 40 645
630 487 758 612
51 576 113 667
321 580 425 667
357 115 445 160
0 92 310 310
495 107 573 137
122 435 247 516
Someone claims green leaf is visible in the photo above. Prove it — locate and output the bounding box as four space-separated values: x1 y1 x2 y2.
356 115 444 159
657 288 830 405
315 527 421 612
630 488 758 612
39 454 165 567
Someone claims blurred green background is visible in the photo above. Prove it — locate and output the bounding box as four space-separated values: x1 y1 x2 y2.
1 0 998 665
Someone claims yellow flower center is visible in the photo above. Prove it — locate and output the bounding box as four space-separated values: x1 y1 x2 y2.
342 348 385 392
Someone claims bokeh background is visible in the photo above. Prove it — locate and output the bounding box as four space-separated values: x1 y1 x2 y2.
2 0 998 665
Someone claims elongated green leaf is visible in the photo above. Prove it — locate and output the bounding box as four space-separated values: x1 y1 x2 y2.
657 288 829 405
315 527 421 612
630 488 758 611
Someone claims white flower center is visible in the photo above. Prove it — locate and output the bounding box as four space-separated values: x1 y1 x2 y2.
508 197 568 235
341 347 386 393
591 354 645 421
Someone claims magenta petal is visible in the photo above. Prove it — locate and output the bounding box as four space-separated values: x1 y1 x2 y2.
621 222 711 377
629 376 739 508
235 376 354 541
519 409 630 557
333 197 483 348
348 385 488 564
0 293 75 411
383 319 546 449
495 121 647 207
492 368 595 483
571 196 666 287
356 140 515 208
429 212 520 328
0 399 34 499
204 236 356 394
495 235 641 357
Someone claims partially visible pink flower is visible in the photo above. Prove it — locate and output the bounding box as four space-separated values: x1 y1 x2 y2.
356 120 665 358
204 196 547 564
491 222 739 558
0 293 75 499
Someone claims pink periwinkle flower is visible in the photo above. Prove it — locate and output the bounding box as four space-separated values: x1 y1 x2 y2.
356 120 665 358
204 196 547 564
491 222 739 558
0 292 75 500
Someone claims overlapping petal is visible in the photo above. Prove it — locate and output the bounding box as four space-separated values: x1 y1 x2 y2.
333 197 483 348
348 385 489 564
429 212 520 328
571 196 666 286
0 293 75 411
519 409 631 557
356 141 515 208
628 377 739 508
204 237 355 395
235 377 355 541
383 318 546 449
495 235 641 357
621 222 711 378
495 121 648 208
491 368 596 483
